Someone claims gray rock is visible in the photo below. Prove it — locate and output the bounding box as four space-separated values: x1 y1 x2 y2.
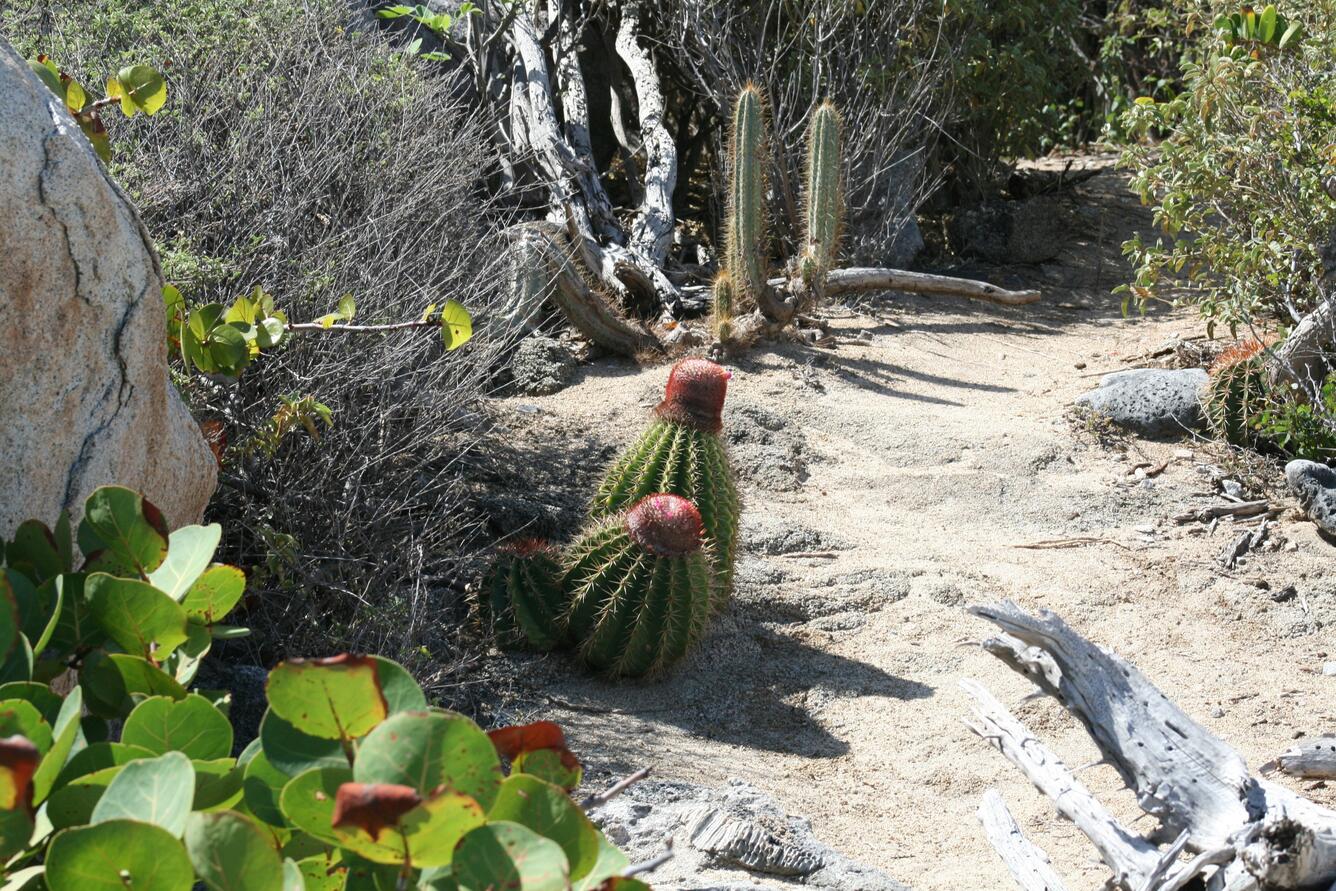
950 197 1071 265
594 778 908 891
1286 460 1336 536
509 335 577 396
0 43 216 536
847 150 925 268
1074 368 1209 437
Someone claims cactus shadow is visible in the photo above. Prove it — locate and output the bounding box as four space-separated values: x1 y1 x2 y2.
816 353 1016 405
580 617 935 759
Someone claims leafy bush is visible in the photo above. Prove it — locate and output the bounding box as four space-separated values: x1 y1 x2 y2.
1 0 521 679
1121 1 1336 335
0 487 648 890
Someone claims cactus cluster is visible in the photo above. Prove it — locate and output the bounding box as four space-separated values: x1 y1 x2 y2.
714 86 846 338
479 358 740 678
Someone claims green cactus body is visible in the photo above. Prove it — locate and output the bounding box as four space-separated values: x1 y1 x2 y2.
726 85 769 308
562 494 713 677
591 359 739 602
713 270 735 342
479 540 566 651
803 101 844 275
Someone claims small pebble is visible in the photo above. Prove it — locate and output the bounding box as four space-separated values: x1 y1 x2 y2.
1323 662 1336 677
1211 707 1225 718
1222 480 1244 499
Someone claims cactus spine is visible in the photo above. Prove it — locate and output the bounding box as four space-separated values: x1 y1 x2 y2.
802 101 844 281
725 84 769 310
562 494 713 677
591 359 739 602
478 540 566 651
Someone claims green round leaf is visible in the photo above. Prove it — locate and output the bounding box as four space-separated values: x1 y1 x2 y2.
371 656 426 714
242 751 290 827
0 633 33 685
0 808 33 863
295 853 346 891
452 821 569 891
6 518 69 585
53 741 155 790
47 764 121 829
355 711 501 809
513 748 582 793
32 685 84 803
278 766 352 845
122 694 232 759
192 757 244 811
487 775 600 881
440 300 472 351
46 819 193 891
0 576 22 667
570 831 631 891
0 699 52 754
90 751 194 836
266 657 388 741
333 789 485 868
0 681 61 725
110 64 167 117
180 565 245 624
79 652 187 720
148 525 222 601
185 811 285 891
84 574 189 660
258 709 347 778
77 486 170 576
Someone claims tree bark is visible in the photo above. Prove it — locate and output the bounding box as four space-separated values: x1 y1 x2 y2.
976 790 1071 891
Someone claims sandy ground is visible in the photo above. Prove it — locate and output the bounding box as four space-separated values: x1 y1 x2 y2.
482 158 1336 890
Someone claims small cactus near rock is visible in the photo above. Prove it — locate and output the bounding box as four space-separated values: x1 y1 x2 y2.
478 539 566 651
562 494 714 677
725 84 770 311
1205 337 1271 445
591 358 740 599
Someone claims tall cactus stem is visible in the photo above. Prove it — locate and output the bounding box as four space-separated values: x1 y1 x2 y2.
725 84 769 311
562 494 714 677
803 100 844 277
713 270 736 343
591 359 739 603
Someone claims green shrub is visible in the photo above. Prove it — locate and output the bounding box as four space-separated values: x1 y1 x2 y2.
1120 1 1336 335
2 0 520 678
0 486 647 890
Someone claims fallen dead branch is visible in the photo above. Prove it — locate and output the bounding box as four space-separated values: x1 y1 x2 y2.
769 268 1042 307
1010 537 1133 551
1262 738 1336 780
975 789 1070 891
1172 500 1274 524
964 601 1336 891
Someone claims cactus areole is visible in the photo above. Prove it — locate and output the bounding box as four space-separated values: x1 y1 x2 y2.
655 358 731 434
625 493 704 557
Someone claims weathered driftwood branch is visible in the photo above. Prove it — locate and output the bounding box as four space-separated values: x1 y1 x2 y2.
767 267 1041 307
976 789 1071 891
1262 738 1336 780
966 601 1336 891
963 680 1162 889
614 0 677 266
508 223 661 356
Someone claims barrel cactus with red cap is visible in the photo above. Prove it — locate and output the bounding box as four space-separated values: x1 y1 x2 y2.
590 358 740 601
562 494 715 677
477 539 566 651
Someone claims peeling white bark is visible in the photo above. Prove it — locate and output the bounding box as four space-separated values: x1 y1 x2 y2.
976 790 1071 891
1263 738 1336 780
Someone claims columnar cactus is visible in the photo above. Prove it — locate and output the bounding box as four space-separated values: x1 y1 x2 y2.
802 100 844 279
562 494 714 677
591 358 739 600
478 540 566 651
725 84 769 310
712 270 736 343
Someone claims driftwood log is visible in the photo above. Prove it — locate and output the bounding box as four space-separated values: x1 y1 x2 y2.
462 0 1042 356
1263 738 1336 781
965 601 1336 891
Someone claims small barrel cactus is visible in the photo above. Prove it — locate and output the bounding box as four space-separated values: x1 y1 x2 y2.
563 494 714 677
478 539 566 651
591 358 740 601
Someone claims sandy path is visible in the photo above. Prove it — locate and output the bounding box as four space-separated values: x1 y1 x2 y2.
487 159 1336 890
